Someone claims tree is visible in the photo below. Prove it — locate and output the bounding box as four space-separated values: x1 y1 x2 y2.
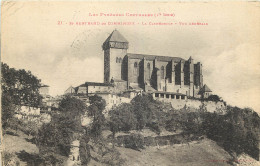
131 94 167 132
88 95 106 117
88 95 106 139
109 103 137 147
200 106 260 161
1 63 42 129
37 96 86 163
37 115 74 157
1 63 42 107
59 95 86 116
1 92 17 129
79 132 91 165
131 94 154 130
109 103 136 132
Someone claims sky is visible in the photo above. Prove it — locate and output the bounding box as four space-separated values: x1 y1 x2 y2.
1 1 260 113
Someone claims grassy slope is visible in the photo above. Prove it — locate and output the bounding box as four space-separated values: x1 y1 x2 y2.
3 130 259 166
116 138 233 166
3 134 38 154
3 130 39 166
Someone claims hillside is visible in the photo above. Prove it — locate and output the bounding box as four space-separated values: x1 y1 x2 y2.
116 138 233 166
4 131 260 166
3 130 39 166
88 137 260 166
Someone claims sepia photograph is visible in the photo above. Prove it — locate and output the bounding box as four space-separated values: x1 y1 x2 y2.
1 1 260 165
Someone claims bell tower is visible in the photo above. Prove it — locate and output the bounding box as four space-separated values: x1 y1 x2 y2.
103 30 129 83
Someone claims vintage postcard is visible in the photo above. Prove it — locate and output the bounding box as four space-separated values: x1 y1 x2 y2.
1 1 260 166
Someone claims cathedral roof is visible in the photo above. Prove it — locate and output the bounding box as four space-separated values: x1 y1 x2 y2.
102 30 129 50
104 29 128 43
127 53 184 62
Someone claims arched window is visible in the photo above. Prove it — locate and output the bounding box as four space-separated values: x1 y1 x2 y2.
119 58 122 63
161 66 164 79
134 62 138 75
147 63 151 79
116 57 118 63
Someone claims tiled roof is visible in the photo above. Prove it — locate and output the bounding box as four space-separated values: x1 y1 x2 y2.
75 82 113 88
102 30 129 50
201 84 212 92
127 53 184 62
103 30 128 44
65 86 74 91
129 85 143 91
85 82 113 87
88 92 111 94
64 86 75 94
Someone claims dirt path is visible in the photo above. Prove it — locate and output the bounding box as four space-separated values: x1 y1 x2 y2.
66 140 81 166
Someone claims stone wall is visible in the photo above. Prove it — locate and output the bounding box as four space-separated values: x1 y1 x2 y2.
155 98 226 113
104 49 110 83
128 58 142 84
114 133 202 148
109 48 127 80
88 86 111 94
113 80 127 93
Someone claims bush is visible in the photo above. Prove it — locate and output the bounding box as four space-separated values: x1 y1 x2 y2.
124 134 144 151
207 95 221 102
144 136 156 146
3 152 20 166
147 122 161 135
101 148 125 166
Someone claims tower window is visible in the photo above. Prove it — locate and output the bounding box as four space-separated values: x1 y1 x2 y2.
116 57 122 63
161 66 165 79
134 62 138 75
147 63 151 79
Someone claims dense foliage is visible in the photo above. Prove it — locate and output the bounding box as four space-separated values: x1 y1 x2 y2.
207 94 221 101
109 103 136 136
109 94 260 160
88 95 106 138
166 106 260 160
37 96 86 165
109 94 169 137
124 133 145 151
37 94 121 165
165 107 260 160
79 95 125 165
202 107 260 160
1 63 42 129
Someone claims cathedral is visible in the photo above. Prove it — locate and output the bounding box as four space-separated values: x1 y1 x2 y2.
102 30 208 98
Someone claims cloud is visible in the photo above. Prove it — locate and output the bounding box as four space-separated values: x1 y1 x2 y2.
46 56 103 96
2 1 260 114
203 43 260 112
